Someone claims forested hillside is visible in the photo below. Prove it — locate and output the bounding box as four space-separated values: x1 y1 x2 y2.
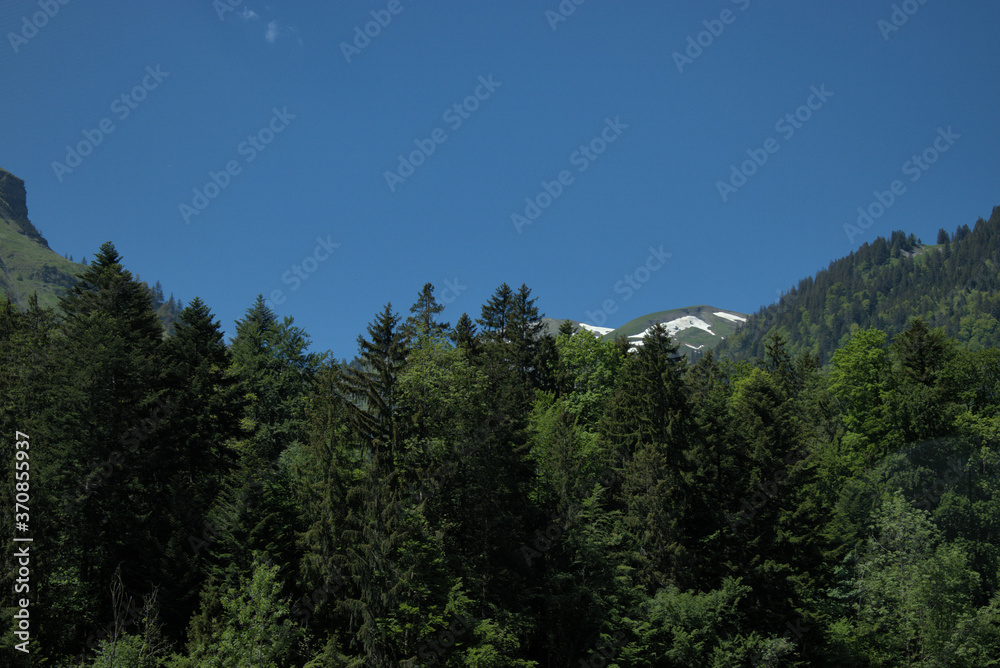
717 207 1000 363
2 243 1000 666
0 168 182 329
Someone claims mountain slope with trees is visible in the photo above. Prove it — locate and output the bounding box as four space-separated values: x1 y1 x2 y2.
0 168 182 330
716 206 1000 363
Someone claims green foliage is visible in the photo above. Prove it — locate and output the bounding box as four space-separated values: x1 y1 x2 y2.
179 556 298 668
7 245 1000 667
339 303 409 465
829 491 995 666
402 282 450 350
718 207 1000 362
554 327 626 426
636 578 802 667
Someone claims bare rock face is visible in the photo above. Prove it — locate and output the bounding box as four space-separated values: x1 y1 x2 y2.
0 167 50 249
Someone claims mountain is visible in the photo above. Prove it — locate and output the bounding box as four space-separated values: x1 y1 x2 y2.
543 305 748 354
0 167 83 310
0 167 183 329
715 206 1000 363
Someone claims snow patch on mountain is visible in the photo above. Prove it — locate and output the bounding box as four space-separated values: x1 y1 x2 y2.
714 311 747 323
579 323 615 336
627 316 715 342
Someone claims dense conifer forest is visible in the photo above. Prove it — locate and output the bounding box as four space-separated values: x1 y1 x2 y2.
3 238 1000 666
719 206 1000 363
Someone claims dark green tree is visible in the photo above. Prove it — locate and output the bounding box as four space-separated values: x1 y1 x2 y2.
340 304 409 468
156 297 241 638
601 324 695 589
402 282 450 350
47 242 169 656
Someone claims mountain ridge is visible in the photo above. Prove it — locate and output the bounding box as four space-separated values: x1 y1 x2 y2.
716 206 1000 363
0 167 51 249
542 305 748 355
0 167 182 329
0 167 83 310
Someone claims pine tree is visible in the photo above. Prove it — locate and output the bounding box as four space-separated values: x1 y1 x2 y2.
157 297 241 638
341 453 469 666
450 313 477 353
228 295 320 461
888 319 959 443
200 296 317 590
403 282 450 350
601 324 694 589
48 242 169 654
340 304 409 468
477 283 554 392
477 283 514 342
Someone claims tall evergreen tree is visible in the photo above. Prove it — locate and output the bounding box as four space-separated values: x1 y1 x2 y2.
47 242 169 655
450 312 478 354
477 283 515 343
403 282 450 350
340 304 409 468
601 324 695 589
228 295 320 461
157 297 241 638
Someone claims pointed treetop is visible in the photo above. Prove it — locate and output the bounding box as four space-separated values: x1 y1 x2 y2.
93 241 123 268
450 312 477 350
478 282 514 340
403 282 450 349
234 295 278 338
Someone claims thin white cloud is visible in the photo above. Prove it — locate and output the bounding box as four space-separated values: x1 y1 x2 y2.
265 20 279 43
240 7 259 20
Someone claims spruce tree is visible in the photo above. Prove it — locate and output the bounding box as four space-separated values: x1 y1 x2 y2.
601 324 694 589
403 282 450 350
49 242 169 654
450 313 477 353
157 297 241 638
340 304 409 468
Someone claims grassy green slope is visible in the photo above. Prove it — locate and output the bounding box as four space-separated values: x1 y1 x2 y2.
607 305 746 350
0 218 84 310
0 167 84 310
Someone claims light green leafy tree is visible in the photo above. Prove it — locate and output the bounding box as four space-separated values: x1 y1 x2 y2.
175 555 298 668
831 490 994 666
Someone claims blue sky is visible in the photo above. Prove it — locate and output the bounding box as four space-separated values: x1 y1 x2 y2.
3 0 998 357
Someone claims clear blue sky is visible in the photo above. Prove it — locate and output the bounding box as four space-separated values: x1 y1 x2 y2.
3 1 998 358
